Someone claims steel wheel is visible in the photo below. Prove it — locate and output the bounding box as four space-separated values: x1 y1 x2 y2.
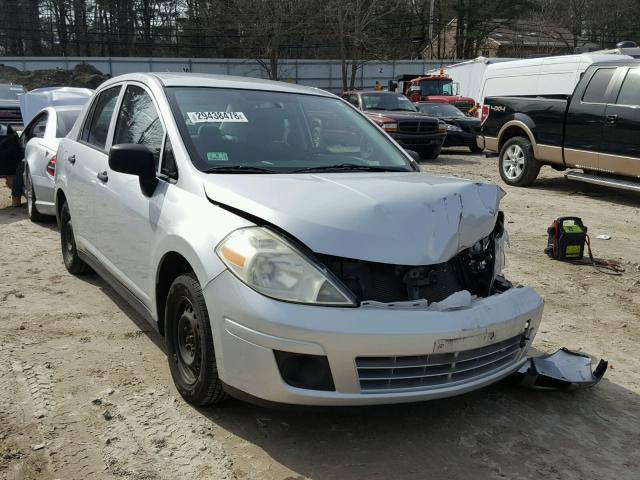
175 299 202 386
502 144 525 180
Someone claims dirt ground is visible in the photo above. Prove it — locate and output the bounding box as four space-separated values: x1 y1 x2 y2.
1 150 639 480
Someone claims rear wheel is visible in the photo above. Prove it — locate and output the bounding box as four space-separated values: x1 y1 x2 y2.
499 136 540 186
165 273 227 406
25 166 47 223
60 202 90 274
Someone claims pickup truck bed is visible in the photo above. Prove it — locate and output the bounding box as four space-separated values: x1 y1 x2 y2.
479 60 640 190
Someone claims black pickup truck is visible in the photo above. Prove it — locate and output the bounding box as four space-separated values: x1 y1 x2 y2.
477 60 640 192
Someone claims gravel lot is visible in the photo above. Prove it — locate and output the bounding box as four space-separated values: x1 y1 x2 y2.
1 149 639 480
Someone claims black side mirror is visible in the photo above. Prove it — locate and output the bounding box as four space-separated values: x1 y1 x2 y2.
109 143 158 196
405 149 421 163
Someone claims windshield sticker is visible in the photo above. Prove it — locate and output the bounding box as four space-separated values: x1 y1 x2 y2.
187 112 248 123
207 152 229 162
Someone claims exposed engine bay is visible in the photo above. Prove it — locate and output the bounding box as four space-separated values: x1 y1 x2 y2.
318 213 509 304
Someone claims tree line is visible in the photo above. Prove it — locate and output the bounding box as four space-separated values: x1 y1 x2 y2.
1 0 639 88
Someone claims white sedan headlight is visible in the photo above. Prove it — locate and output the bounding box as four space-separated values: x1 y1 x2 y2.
216 227 356 306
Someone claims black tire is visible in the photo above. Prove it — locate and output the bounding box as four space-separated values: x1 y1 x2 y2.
498 136 541 186
165 273 227 406
25 166 47 223
469 144 484 154
419 145 442 160
59 201 90 274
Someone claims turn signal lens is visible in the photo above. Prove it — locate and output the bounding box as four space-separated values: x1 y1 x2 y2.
382 123 398 132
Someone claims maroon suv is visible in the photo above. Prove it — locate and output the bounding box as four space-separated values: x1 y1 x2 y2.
341 90 446 159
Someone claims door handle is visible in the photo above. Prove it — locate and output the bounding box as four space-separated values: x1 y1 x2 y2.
605 114 618 126
97 171 108 183
67 154 76 164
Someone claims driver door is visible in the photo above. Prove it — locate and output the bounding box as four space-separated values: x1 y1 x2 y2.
94 83 169 307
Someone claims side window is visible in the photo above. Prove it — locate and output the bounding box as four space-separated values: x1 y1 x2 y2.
31 114 48 139
161 136 178 179
24 113 48 142
113 85 164 168
582 68 616 103
616 68 640 106
82 86 121 149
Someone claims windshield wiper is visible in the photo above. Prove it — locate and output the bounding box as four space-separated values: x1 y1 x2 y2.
290 163 406 173
391 108 417 111
203 165 276 174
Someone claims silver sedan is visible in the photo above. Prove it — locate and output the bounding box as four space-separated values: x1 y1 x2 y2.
22 106 82 221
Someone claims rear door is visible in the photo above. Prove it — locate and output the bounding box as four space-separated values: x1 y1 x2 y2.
600 66 640 177
563 67 617 170
64 85 123 255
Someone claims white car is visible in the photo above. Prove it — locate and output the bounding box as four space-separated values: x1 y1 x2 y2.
22 106 83 221
55 73 543 407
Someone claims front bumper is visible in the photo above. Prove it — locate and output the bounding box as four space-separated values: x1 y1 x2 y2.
443 131 478 148
390 132 446 150
203 270 544 406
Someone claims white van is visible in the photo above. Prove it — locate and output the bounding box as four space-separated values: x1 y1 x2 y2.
428 57 517 102
476 53 634 113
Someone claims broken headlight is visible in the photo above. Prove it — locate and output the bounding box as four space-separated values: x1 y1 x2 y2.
216 227 356 306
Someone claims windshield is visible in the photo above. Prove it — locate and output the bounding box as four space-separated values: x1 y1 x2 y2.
0 85 26 101
361 93 417 112
417 103 465 118
166 87 413 173
419 80 454 96
56 110 81 137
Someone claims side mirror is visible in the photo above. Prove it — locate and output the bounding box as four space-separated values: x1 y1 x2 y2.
405 149 421 163
109 143 158 196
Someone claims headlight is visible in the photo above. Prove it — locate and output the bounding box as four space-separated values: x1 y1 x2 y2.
436 122 447 133
446 124 462 132
493 229 508 278
382 122 398 132
216 227 356 306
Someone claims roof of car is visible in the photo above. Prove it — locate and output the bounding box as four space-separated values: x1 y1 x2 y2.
344 90 399 95
101 72 334 97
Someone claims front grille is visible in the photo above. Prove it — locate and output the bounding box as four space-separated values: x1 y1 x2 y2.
453 102 475 114
356 334 524 392
398 121 437 134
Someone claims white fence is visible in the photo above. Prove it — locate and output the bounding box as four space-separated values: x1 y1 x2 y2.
0 57 463 92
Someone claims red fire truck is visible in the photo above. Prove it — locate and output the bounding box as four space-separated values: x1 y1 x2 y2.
390 72 476 115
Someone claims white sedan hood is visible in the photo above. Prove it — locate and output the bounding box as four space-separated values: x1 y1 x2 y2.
203 172 504 266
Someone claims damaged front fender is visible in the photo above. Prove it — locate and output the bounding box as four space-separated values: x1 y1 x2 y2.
512 348 608 390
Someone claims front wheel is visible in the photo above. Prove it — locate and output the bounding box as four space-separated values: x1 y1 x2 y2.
498 136 540 186
165 273 227 406
419 145 442 160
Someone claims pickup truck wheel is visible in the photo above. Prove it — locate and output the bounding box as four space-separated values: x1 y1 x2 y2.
25 166 47 223
499 136 540 186
165 273 227 406
59 202 90 274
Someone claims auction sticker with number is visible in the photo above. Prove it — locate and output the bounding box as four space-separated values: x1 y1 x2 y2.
187 111 248 123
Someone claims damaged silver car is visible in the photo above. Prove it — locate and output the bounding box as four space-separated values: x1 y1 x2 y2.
55 73 544 406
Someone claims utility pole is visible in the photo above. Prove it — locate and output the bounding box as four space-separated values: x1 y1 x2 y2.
428 0 435 59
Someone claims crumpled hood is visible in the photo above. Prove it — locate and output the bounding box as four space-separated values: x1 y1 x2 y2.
204 172 504 265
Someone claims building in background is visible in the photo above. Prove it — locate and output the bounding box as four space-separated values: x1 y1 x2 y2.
423 18 599 59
